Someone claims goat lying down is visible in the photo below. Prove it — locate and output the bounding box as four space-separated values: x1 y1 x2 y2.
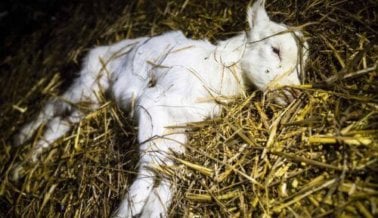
14 1 308 217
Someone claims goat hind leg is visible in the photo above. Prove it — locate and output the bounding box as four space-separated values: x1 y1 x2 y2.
13 46 115 179
14 97 67 146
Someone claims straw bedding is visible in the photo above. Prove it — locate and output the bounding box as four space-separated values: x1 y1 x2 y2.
0 0 377 217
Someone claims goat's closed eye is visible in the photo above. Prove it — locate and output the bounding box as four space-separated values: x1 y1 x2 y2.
272 46 280 57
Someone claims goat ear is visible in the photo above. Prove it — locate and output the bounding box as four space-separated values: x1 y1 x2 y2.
247 0 269 29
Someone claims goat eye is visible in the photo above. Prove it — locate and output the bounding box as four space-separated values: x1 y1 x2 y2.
272 46 280 57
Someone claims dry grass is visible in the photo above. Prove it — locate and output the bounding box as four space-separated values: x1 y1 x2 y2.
0 0 377 217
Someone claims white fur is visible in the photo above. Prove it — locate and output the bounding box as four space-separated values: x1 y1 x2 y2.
14 1 308 217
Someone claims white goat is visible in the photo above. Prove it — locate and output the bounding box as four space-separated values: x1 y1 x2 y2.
14 0 308 217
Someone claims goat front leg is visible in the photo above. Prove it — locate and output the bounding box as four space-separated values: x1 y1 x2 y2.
114 91 187 218
139 132 187 218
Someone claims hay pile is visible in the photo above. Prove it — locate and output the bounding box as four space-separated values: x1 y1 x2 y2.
0 0 377 217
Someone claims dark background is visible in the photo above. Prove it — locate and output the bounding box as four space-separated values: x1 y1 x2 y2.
0 0 65 57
